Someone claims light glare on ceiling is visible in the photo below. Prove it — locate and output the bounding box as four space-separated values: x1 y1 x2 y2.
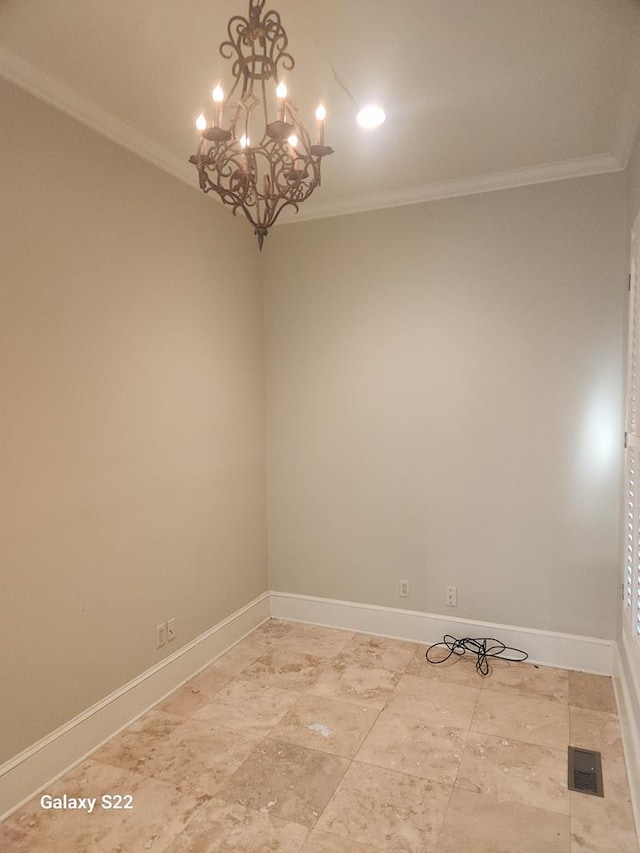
357 105 386 129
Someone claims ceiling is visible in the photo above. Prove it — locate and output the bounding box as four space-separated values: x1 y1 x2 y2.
2 0 640 223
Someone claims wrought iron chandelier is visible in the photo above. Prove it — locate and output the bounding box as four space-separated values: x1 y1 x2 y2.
189 0 334 249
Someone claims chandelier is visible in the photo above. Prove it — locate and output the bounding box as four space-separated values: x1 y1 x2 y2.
189 0 334 249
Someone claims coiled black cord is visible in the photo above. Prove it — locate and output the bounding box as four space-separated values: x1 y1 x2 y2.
425 634 528 677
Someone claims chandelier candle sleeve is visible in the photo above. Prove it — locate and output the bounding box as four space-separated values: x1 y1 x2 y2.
212 85 224 126
315 105 326 145
189 0 334 249
276 82 287 122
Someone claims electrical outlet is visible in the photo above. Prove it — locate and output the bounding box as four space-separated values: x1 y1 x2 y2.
167 617 177 642
156 622 167 648
445 586 457 607
399 580 410 598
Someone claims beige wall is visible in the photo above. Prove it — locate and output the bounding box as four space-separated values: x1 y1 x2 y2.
0 79 267 763
629 126 640 231
265 174 627 639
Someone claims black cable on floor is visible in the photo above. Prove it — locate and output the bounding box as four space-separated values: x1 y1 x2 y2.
425 634 528 676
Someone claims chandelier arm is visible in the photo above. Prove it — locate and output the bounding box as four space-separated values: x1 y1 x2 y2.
260 77 269 131
268 199 300 228
224 71 242 113
261 7 294 76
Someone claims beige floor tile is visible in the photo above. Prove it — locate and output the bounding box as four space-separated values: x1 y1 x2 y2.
570 817 639 852
239 648 327 690
270 694 379 757
0 825 60 853
406 644 483 687
306 661 401 709
301 831 382 852
456 731 569 814
569 672 617 714
569 757 635 830
569 707 624 762
472 690 569 749
386 674 480 728
315 760 451 853
0 759 208 853
191 679 298 733
93 710 260 796
336 633 418 672
211 635 274 675
252 619 296 642
275 624 354 658
483 661 570 703
356 710 467 785
435 788 571 853
163 797 309 852
216 739 349 828
91 708 185 770
159 666 232 717
212 675 298 709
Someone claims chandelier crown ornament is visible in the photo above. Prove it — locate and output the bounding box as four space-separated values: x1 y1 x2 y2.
189 0 334 249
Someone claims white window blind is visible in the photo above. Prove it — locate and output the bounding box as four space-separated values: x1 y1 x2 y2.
626 446 635 613
625 243 640 644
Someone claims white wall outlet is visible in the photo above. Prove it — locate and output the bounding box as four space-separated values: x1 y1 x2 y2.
445 586 457 607
399 580 410 598
156 622 167 648
167 617 177 642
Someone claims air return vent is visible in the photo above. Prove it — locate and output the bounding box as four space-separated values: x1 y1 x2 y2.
568 746 604 797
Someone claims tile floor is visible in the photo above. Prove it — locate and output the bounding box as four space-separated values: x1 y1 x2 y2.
1 620 638 852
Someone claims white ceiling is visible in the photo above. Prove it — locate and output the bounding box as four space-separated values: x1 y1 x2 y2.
2 0 640 222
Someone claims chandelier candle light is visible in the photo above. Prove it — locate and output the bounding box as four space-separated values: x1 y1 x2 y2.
189 0 334 249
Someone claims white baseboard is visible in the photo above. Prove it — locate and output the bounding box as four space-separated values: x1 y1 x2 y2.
269 591 615 674
0 591 270 821
614 633 640 841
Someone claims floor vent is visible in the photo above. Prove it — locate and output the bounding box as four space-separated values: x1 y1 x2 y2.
568 746 604 797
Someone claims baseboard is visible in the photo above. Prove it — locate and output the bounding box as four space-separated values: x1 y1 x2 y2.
269 591 615 674
0 591 270 821
614 633 640 840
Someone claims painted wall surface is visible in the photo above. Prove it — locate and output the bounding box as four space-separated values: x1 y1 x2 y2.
628 126 640 230
265 175 627 639
0 79 267 764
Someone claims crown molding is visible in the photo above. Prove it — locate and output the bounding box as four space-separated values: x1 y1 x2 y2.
0 47 626 226
0 47 196 190
279 152 624 225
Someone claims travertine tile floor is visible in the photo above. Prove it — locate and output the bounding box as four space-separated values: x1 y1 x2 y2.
2 620 638 852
